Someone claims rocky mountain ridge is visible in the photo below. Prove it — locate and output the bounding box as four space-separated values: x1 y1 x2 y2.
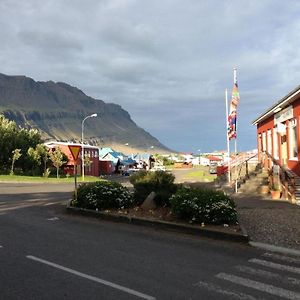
0 73 169 153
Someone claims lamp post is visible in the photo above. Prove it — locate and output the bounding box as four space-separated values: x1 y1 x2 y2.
81 113 97 181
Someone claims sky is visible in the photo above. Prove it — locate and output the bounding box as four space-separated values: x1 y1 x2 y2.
1 0 300 153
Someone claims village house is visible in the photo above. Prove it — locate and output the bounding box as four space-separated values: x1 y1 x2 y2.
44 141 99 177
252 85 300 204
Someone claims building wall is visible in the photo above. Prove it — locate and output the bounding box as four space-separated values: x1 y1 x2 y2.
50 144 99 176
256 97 300 176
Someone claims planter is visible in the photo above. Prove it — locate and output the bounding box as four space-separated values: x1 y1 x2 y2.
257 185 269 194
271 190 281 200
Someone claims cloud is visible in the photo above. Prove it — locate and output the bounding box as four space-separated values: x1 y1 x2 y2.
0 0 300 152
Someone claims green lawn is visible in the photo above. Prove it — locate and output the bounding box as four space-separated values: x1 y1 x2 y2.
0 175 103 183
184 167 216 182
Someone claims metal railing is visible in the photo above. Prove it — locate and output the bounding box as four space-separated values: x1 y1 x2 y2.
263 151 297 202
229 152 258 183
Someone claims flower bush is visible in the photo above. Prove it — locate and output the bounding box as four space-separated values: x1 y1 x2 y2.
170 187 237 225
71 181 134 210
129 170 177 206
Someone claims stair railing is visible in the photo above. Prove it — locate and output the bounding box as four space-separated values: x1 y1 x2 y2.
263 151 296 202
229 152 258 184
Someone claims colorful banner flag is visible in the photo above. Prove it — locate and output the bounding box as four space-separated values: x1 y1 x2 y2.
228 70 239 140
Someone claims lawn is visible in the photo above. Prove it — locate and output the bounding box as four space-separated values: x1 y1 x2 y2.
183 166 216 182
0 175 103 183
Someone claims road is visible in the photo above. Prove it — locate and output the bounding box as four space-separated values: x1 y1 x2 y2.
0 182 300 299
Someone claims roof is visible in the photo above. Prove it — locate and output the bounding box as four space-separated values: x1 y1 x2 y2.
252 85 300 125
121 158 136 165
99 147 114 158
44 141 99 150
133 153 151 161
103 151 126 160
207 156 222 161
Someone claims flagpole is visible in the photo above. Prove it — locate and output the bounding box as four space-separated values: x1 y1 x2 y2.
234 68 238 193
225 89 231 184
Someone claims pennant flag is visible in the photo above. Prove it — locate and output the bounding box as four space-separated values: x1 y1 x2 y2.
227 69 239 140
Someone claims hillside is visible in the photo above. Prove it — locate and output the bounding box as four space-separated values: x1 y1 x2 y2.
0 73 170 153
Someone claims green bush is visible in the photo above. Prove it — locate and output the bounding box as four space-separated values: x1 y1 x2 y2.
170 187 237 225
129 170 176 206
72 181 134 210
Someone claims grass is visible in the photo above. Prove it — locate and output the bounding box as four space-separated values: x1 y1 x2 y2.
0 174 103 183
183 166 217 182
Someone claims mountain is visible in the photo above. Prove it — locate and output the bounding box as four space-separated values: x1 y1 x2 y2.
0 73 170 153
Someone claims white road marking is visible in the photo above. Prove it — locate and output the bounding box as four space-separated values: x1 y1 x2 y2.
249 258 300 275
262 252 300 264
0 245 3 248
44 202 56 206
47 217 59 221
26 255 156 300
216 273 300 300
235 265 300 286
194 280 257 300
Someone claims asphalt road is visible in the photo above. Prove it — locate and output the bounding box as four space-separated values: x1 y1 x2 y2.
0 182 300 299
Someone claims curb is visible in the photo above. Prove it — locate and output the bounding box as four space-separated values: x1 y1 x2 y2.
66 206 249 243
249 241 300 257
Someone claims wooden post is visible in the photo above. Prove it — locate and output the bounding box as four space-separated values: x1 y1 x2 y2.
74 163 78 201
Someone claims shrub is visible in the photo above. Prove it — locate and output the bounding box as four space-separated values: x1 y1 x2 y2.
129 170 176 206
72 181 134 210
170 187 237 225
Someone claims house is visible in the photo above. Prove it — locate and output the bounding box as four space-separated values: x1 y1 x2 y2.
181 153 194 163
44 141 99 176
132 153 155 170
99 147 114 159
252 85 300 203
199 156 210 166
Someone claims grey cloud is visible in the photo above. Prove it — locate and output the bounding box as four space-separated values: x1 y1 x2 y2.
0 0 300 152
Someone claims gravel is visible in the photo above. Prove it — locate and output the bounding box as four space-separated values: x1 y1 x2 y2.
234 195 300 250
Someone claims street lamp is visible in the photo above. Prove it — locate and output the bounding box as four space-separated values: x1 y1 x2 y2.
81 113 97 181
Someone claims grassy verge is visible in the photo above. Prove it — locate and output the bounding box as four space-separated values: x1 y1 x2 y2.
184 170 216 182
0 175 103 183
181 166 216 182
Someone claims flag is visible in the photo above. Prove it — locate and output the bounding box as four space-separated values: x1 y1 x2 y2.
227 69 239 140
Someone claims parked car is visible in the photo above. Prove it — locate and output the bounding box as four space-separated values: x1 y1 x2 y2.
209 161 218 174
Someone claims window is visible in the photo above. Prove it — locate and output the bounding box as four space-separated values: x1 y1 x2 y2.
267 129 272 154
262 132 266 151
289 118 298 159
273 127 279 159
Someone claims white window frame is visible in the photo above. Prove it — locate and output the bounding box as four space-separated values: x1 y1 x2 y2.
267 129 272 155
289 118 298 160
273 127 279 159
262 132 266 152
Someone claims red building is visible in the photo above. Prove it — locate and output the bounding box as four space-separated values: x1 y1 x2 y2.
253 85 300 203
45 141 100 177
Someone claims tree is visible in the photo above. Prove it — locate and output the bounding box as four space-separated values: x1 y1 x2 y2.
10 149 22 175
83 153 93 168
27 144 49 176
49 147 67 178
0 115 43 173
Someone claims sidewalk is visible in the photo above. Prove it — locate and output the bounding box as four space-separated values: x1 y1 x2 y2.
233 192 300 251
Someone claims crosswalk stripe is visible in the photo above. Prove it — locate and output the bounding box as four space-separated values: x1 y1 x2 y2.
194 280 257 300
216 273 300 300
249 258 300 275
262 252 300 264
235 265 300 286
